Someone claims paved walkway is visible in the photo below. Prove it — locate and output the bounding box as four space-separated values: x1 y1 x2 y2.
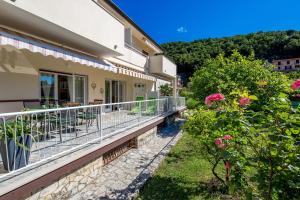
72 119 184 200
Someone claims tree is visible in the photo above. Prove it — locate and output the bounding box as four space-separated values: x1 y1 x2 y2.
159 84 173 96
190 51 289 110
162 30 300 81
184 52 300 199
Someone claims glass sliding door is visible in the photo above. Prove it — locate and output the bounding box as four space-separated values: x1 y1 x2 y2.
105 80 111 111
75 76 85 105
40 73 55 105
57 75 73 104
112 80 119 104
105 80 126 111
40 71 86 106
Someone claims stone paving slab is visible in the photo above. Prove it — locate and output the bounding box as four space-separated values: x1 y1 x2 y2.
71 119 184 200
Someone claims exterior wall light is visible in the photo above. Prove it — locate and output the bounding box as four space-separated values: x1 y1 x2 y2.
100 88 104 94
91 82 96 90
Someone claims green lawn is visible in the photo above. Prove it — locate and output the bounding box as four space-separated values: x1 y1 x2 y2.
137 133 224 200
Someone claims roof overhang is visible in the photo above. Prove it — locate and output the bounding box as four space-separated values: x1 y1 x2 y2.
0 0 122 58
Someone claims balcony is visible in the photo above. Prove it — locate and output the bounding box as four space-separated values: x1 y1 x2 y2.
108 43 149 71
149 55 177 78
0 97 185 198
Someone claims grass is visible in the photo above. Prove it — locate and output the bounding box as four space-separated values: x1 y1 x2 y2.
137 133 224 200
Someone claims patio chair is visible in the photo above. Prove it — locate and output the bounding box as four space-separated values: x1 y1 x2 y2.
78 107 99 127
130 96 144 114
55 109 78 141
144 97 157 116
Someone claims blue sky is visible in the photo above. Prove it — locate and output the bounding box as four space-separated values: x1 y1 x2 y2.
112 0 300 44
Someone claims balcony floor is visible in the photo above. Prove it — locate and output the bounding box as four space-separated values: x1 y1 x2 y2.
0 110 154 178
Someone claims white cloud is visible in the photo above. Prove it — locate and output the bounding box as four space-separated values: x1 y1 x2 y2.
177 26 188 33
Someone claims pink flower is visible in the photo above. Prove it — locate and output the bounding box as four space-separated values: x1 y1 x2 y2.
223 135 233 140
239 97 251 106
291 79 300 90
225 161 231 169
205 93 225 106
218 143 226 149
215 138 223 146
215 138 226 149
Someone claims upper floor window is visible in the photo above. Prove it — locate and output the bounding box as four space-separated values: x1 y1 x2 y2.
296 60 299 64
124 28 132 46
287 60 290 64
278 61 281 65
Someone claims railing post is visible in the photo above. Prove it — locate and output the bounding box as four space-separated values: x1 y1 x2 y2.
139 101 142 125
100 105 103 141
166 97 169 112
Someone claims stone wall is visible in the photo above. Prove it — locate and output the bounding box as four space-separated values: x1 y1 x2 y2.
136 127 157 148
27 156 103 200
27 126 158 200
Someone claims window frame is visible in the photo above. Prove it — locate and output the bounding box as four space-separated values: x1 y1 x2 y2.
39 70 87 105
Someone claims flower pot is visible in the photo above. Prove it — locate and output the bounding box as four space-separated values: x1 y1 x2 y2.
0 135 32 171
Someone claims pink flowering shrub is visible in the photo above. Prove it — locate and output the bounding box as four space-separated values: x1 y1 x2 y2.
239 97 251 106
291 79 300 90
223 134 233 140
204 93 225 107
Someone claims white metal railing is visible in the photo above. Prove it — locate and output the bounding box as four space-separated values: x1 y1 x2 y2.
0 97 185 178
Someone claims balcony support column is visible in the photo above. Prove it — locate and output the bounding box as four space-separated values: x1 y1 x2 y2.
173 77 177 98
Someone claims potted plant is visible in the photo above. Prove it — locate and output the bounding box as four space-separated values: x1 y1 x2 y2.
0 120 33 171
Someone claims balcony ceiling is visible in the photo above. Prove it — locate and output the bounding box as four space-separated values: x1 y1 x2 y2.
0 0 122 57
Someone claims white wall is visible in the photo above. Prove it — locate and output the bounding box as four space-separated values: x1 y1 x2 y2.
0 45 155 113
117 46 149 70
149 55 177 78
2 0 124 55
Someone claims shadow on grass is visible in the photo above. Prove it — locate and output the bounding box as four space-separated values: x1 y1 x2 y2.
138 175 218 200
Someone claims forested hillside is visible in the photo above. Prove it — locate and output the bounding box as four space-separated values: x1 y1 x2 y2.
161 30 300 80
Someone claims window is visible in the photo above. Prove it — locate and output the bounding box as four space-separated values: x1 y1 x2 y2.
278 61 281 65
40 71 86 105
296 60 299 64
124 28 132 46
277 66 281 70
40 73 55 104
287 60 290 64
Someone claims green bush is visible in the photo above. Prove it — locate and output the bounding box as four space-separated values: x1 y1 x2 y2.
184 52 300 199
186 98 199 109
190 51 289 109
178 87 192 98
159 84 173 96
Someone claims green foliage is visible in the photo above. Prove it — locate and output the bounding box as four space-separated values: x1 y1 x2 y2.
159 84 173 96
186 98 200 109
184 53 300 199
190 51 289 108
286 71 300 80
162 30 300 78
178 87 192 98
245 95 300 199
0 120 32 140
137 133 224 200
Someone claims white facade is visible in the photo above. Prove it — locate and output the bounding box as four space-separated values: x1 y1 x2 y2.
0 0 177 113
